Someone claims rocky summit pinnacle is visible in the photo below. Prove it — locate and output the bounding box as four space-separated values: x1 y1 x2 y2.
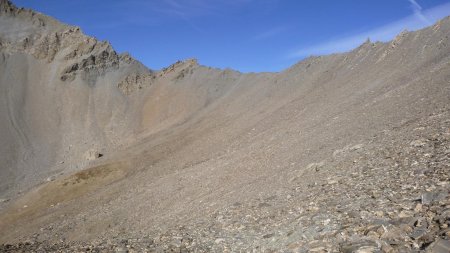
0 0 15 12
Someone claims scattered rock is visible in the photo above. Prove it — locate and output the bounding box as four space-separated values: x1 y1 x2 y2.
422 191 448 205
410 227 427 240
262 233 274 239
340 240 379 253
306 162 324 172
84 149 103 161
46 176 56 182
427 238 450 253
214 238 225 244
399 210 414 218
115 246 128 253
410 139 427 147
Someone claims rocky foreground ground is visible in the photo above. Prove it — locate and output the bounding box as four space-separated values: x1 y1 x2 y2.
1 108 449 252
1 1 450 252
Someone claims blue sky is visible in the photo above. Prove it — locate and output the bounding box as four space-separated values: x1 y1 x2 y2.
13 0 450 72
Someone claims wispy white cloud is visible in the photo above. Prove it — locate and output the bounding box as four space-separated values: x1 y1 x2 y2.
408 0 422 10
103 0 256 32
252 26 288 40
152 0 254 19
408 0 431 25
87 0 279 32
163 0 183 9
288 1 450 59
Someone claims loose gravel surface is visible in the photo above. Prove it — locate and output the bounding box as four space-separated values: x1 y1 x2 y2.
2 110 449 252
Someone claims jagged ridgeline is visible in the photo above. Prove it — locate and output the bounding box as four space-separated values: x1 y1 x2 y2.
0 0 149 83
0 0 241 198
1 0 450 251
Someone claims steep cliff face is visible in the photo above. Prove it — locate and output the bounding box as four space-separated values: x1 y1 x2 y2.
0 0 450 251
0 0 151 196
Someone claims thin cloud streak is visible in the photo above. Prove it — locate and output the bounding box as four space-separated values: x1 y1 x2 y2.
288 2 450 59
409 0 431 25
408 0 422 10
84 0 216 32
99 0 255 32
252 26 288 40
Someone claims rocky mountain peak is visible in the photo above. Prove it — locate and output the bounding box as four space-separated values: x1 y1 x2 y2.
0 0 16 13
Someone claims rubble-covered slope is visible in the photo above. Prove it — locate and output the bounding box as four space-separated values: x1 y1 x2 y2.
0 0 449 251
